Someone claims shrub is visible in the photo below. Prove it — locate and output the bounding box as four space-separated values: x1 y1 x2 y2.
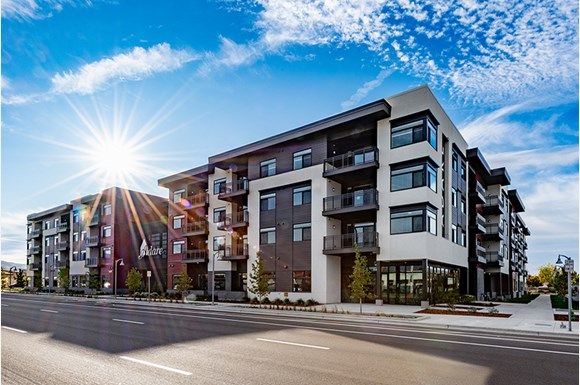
262 297 271 304
488 307 499 314
296 298 305 306
250 297 259 304
467 306 478 313
306 299 318 306
283 298 291 305
459 295 475 305
273 298 283 306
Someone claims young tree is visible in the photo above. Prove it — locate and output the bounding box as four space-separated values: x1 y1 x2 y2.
57 267 70 289
15 269 27 288
526 275 542 287
537 263 557 286
248 253 270 303
174 270 192 301
348 246 374 314
33 274 42 289
88 272 100 292
125 268 142 295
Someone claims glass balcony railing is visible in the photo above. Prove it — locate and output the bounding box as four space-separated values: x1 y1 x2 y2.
323 147 378 173
323 189 378 213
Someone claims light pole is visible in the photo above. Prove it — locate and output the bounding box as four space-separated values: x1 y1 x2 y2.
114 259 125 299
9 266 16 288
556 254 575 332
211 251 221 306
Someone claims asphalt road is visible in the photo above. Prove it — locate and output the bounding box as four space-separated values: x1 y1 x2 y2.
1 293 578 385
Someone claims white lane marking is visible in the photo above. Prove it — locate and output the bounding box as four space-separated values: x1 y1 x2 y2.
2 326 28 334
257 338 329 350
3 296 578 355
40 309 58 313
119 356 192 376
113 318 144 325
1 304 8 307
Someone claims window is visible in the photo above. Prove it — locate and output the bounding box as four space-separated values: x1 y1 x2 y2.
213 236 225 252
80 250 86 260
213 273 226 290
293 149 312 170
260 228 276 244
452 155 458 171
102 204 112 216
451 188 457 207
391 162 437 192
213 179 226 195
460 198 466 214
102 225 112 238
46 237 51 247
173 189 185 203
266 272 276 292
73 212 79 223
260 159 276 177
451 225 457 243
213 207 226 223
293 186 311 206
102 247 112 259
293 223 311 242
73 251 79 261
173 240 185 254
53 236 58 246
44 221 50 230
81 231 86 241
460 162 466 180
391 206 437 235
173 215 184 229
73 232 79 242
292 271 311 292
391 118 437 149
461 230 466 247
260 193 276 211
54 218 59 227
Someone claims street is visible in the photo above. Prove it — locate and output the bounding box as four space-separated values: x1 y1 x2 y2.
1 293 578 385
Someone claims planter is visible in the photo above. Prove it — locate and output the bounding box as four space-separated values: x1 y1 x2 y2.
375 299 383 306
420 300 430 308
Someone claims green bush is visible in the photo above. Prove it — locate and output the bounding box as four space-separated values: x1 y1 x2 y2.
283 298 291 305
296 298 305 306
504 293 539 303
306 299 318 306
551 294 579 310
262 297 271 304
273 298 283 306
459 294 475 304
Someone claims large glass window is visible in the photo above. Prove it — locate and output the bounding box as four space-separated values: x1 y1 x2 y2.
293 186 311 206
173 215 184 229
391 118 437 150
173 240 185 254
391 206 437 235
102 225 112 238
173 189 185 203
213 236 225 253
391 162 437 192
260 228 276 244
292 271 311 292
260 159 277 177
214 274 226 290
260 193 276 211
213 179 226 195
427 119 437 149
293 149 312 170
213 207 226 223
293 223 311 242
102 204 112 216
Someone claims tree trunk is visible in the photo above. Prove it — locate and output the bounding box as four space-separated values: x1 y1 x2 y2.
359 298 362 315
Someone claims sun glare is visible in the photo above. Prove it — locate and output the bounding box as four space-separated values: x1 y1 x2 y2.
90 139 139 180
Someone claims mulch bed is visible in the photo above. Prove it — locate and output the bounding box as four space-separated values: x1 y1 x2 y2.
416 308 511 318
554 314 579 322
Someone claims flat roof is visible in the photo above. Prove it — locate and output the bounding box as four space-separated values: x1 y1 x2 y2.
27 204 72 221
208 99 391 165
508 189 525 212
467 148 511 186
158 164 210 187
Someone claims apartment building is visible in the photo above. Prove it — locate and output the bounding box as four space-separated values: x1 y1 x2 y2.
158 85 529 304
26 187 168 292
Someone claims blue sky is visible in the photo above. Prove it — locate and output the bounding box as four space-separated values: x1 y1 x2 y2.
1 0 578 274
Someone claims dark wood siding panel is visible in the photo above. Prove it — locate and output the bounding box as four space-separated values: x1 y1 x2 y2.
260 209 276 228
292 241 311 270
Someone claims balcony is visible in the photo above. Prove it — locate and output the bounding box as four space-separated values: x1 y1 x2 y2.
482 223 504 241
481 195 506 215
183 221 208 236
88 214 100 226
470 243 487 264
182 192 209 209
182 249 208 263
222 243 249 261
85 257 99 267
323 147 379 184
28 262 41 271
58 222 69 233
57 241 69 251
323 232 379 255
30 245 41 255
470 213 486 234
485 251 504 267
85 236 100 247
217 211 249 230
218 179 249 202
469 180 486 204
322 189 379 219
57 260 69 268
28 229 41 239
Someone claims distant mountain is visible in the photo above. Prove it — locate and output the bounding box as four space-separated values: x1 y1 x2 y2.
1 261 26 271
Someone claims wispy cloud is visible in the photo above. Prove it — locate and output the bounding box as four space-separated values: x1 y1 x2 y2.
1 0 93 21
341 68 393 109
197 37 264 76
3 43 199 104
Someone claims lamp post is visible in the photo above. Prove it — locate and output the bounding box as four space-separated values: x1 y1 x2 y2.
556 254 575 332
114 259 125 299
9 266 16 288
211 251 221 306
47 264 56 294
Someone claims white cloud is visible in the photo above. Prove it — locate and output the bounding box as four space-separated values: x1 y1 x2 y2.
1 0 90 21
341 68 393 109
0 211 28 265
198 37 264 76
52 43 199 95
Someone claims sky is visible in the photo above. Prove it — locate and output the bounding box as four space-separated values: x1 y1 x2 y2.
1 0 578 274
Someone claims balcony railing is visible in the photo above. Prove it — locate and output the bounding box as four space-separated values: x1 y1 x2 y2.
29 229 41 238
85 236 100 247
57 241 69 251
485 251 504 264
485 223 504 237
57 260 69 268
483 195 506 213
323 189 378 213
182 249 208 262
323 147 378 174
323 232 379 252
218 211 249 230
183 192 209 208
223 243 249 260
475 181 486 197
184 221 208 235
58 222 69 232
224 179 249 195
89 215 100 226
476 243 486 259
85 257 99 267
28 262 41 271
30 245 41 254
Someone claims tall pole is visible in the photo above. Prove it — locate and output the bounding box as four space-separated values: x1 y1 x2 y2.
114 260 118 299
567 266 572 332
211 252 216 306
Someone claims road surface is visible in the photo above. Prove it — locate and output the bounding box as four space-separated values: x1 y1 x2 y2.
1 293 578 385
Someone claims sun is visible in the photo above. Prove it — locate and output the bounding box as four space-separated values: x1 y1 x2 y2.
90 138 139 181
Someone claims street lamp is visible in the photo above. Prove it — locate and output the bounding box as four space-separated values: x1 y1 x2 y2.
211 251 222 306
555 254 575 332
47 264 56 294
9 266 16 288
114 259 125 298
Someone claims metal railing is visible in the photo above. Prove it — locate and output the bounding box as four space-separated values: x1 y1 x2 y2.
28 262 41 271
184 192 208 207
85 257 99 267
475 213 486 228
89 215 100 226
323 147 378 173
57 241 69 250
30 245 41 254
224 243 249 258
485 223 504 235
184 221 208 234
323 189 378 212
475 181 486 197
182 249 208 261
85 236 100 246
324 232 379 250
484 195 505 211
485 251 504 263
58 222 69 232
222 179 249 195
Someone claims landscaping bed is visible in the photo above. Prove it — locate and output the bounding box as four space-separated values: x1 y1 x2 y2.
550 294 579 310
417 308 511 318
554 313 579 322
